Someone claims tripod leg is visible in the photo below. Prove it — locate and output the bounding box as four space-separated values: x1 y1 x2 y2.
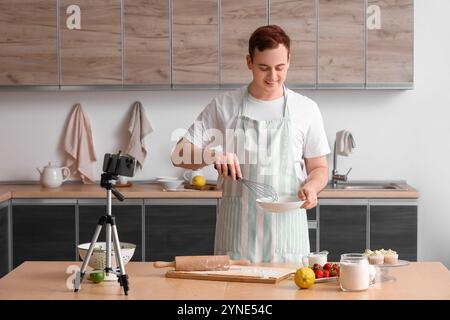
111 224 129 295
105 221 112 275
74 269 81 292
105 185 113 276
74 216 106 292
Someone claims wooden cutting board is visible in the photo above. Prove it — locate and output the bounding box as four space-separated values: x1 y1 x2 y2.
184 184 218 191
165 266 295 284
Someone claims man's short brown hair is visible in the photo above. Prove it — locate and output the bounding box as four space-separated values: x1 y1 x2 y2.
248 25 291 61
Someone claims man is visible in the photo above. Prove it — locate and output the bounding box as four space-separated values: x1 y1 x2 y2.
172 25 330 263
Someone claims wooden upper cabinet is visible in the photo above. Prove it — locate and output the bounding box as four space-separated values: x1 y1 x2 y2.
270 0 316 87
0 0 414 89
221 0 267 85
60 0 121 85
172 0 218 86
318 0 365 87
124 0 170 86
366 0 413 87
0 0 57 85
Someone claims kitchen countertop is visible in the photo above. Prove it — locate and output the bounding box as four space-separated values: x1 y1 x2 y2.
0 261 447 299
0 183 221 201
0 181 419 201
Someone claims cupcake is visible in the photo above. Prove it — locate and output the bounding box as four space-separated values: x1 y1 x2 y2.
368 250 385 265
383 249 399 264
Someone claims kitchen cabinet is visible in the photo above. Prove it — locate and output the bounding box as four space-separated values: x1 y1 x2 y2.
0 0 415 90
307 207 317 252
5 195 417 268
270 0 316 87
319 200 368 262
124 0 170 86
318 199 418 262
366 0 414 87
172 0 218 87
12 200 76 268
220 0 267 86
0 0 57 85
59 0 122 85
145 199 218 261
318 0 365 87
0 201 9 278
78 200 144 262
308 228 317 253
370 200 417 261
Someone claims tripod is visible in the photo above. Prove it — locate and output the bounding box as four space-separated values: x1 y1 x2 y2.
74 173 130 295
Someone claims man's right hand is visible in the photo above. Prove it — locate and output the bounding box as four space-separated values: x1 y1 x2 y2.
214 152 242 180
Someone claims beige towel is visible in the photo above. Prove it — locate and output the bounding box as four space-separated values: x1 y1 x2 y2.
335 130 356 156
125 101 153 170
63 103 97 184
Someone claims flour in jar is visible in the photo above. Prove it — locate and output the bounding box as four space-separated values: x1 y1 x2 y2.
339 254 370 292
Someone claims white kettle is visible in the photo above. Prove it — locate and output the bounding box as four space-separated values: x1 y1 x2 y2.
37 162 71 188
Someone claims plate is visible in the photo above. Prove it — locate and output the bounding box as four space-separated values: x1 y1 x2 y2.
315 276 339 283
256 196 304 213
288 273 339 283
373 259 409 268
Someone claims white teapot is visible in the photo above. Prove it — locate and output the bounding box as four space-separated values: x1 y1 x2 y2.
37 162 71 188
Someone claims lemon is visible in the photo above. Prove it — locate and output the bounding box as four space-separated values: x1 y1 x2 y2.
294 267 315 289
192 175 206 187
89 270 105 283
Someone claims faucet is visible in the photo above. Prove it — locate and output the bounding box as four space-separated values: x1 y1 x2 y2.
332 140 353 187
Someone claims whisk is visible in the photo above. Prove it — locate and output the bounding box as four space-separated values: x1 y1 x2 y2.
214 165 278 201
238 178 279 202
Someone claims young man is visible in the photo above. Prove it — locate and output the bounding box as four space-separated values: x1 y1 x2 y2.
172 25 330 263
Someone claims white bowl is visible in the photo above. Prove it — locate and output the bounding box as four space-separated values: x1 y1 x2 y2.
256 196 304 213
159 179 184 190
78 242 136 270
156 176 179 181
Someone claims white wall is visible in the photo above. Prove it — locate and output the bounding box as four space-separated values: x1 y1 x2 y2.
0 0 449 266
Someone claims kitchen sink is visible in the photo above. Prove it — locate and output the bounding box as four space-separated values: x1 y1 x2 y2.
328 182 408 190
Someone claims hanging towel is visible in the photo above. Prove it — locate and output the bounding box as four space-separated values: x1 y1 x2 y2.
63 103 97 184
125 101 153 170
335 130 356 156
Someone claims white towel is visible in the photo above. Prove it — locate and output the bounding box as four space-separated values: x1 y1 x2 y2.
125 101 153 170
335 130 356 156
63 103 97 184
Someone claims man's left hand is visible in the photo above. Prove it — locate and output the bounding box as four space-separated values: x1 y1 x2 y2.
298 184 318 209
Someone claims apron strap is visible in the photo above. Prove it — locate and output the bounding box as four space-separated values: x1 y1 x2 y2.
282 87 289 118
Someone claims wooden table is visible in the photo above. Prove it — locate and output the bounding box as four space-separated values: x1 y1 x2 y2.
0 261 449 300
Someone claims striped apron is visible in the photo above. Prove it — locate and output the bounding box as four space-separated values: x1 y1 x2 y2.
214 87 310 263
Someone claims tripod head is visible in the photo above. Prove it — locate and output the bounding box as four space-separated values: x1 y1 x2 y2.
100 151 136 202
100 173 125 201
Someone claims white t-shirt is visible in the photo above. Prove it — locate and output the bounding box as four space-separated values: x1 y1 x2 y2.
185 86 331 160
245 93 285 121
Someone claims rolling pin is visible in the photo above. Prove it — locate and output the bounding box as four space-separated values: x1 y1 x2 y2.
153 255 251 271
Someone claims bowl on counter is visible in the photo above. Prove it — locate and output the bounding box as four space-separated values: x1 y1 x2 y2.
78 242 136 280
158 179 184 191
156 176 180 181
256 196 304 213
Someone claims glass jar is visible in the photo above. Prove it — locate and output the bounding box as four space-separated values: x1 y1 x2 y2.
304 251 328 267
339 253 370 292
